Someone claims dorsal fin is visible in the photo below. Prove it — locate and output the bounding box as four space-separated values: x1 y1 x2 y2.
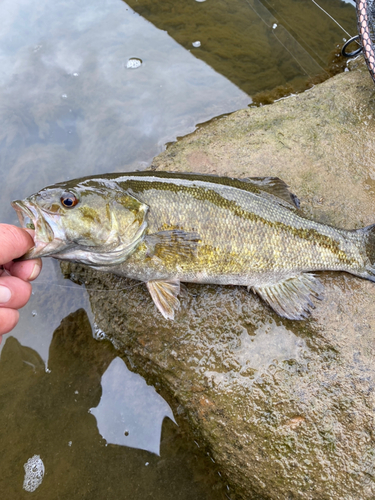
75 171 301 212
145 171 300 211
240 177 300 210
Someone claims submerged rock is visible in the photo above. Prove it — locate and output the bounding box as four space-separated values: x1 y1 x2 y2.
67 60 375 499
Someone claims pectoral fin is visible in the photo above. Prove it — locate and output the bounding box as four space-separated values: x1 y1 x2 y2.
147 279 181 320
250 273 323 320
145 230 200 260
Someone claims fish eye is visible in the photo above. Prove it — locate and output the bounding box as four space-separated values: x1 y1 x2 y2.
60 192 79 208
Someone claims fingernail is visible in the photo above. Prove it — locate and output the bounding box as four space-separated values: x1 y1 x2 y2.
0 286 12 304
28 262 41 281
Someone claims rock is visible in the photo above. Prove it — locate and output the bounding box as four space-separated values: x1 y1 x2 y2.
66 60 375 499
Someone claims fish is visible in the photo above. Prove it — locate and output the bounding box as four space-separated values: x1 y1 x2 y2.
11 171 375 321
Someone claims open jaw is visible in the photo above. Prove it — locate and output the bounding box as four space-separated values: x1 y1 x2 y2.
11 200 67 259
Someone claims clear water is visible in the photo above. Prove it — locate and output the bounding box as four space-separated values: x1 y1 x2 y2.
0 0 356 498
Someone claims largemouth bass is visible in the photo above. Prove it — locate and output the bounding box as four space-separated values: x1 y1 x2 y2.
11 171 375 320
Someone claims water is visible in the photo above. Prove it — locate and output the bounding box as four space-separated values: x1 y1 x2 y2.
0 0 356 498
89 357 176 455
125 0 356 95
0 310 226 499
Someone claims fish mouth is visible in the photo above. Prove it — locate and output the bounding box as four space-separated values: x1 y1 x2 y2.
11 200 64 259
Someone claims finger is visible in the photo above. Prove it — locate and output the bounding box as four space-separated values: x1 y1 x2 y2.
0 308 19 336
24 229 36 239
0 224 35 264
7 259 42 281
0 276 32 309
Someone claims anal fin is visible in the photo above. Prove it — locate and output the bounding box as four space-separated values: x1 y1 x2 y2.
147 279 181 320
250 273 324 320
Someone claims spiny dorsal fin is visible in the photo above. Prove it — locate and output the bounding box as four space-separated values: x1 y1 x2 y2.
132 171 300 212
145 230 200 260
250 273 323 320
241 177 300 210
158 172 300 210
144 171 300 209
147 279 181 320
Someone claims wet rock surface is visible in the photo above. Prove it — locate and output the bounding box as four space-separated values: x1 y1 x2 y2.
67 61 375 499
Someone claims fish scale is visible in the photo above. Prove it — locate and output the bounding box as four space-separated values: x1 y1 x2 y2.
118 179 359 278
11 171 375 320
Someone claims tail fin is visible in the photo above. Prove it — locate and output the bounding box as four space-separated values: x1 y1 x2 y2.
358 223 375 282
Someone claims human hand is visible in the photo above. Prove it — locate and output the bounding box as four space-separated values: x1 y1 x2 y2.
0 224 42 340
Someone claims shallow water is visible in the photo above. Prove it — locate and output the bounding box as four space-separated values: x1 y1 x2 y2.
0 0 357 498
0 310 227 499
125 0 357 95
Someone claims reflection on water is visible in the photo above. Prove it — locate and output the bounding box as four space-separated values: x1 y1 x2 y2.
0 310 227 499
90 357 175 455
0 0 251 224
125 0 356 95
0 259 94 363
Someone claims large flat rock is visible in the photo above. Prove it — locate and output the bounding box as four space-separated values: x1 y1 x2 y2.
67 60 375 499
